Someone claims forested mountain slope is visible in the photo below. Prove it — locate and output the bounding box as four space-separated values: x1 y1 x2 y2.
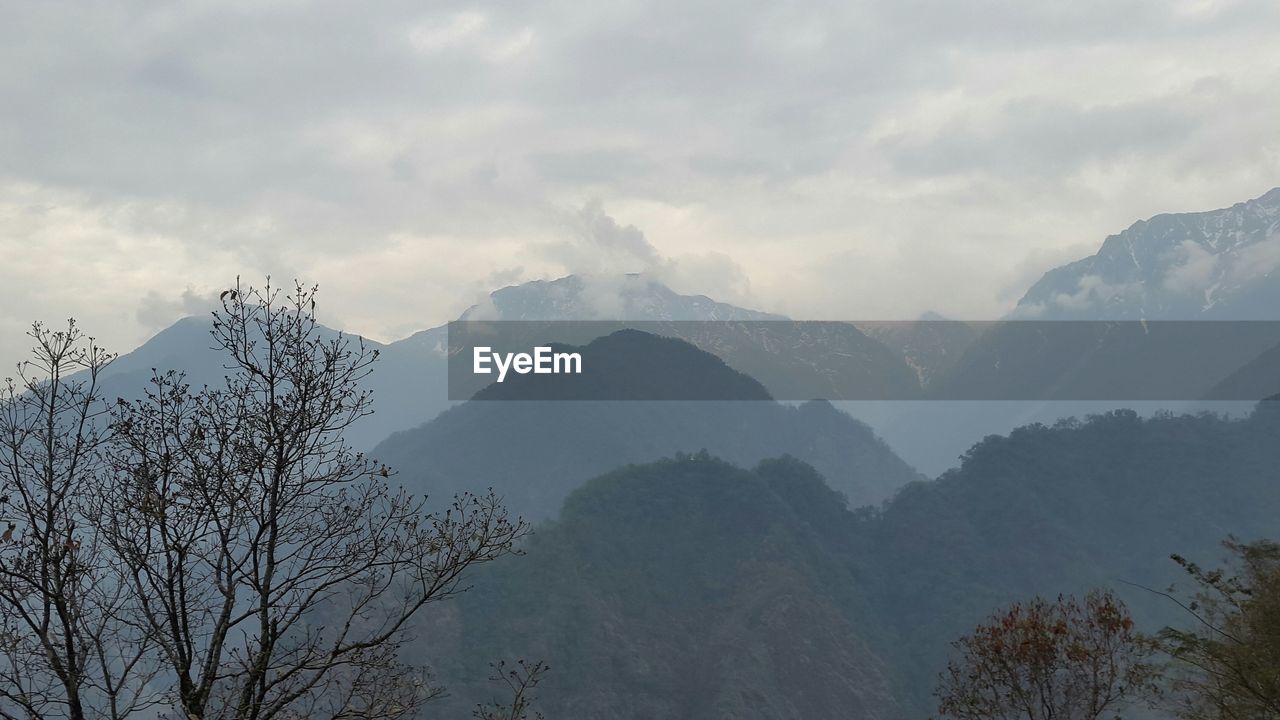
413 400 1280 717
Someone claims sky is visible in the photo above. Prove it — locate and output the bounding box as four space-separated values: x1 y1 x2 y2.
2 0 1279 370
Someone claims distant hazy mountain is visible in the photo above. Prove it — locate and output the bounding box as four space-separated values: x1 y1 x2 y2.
99 273 927 451
90 275 798 448
374 330 924 517
924 320 1280 401
1208 338 1280 400
93 314 390 407
459 273 785 322
370 273 915 444
87 314 412 449
92 189 1280 476
1017 188 1280 320
446 274 921 401
862 189 1280 473
371 274 786 447
662 320 921 400
857 314 978 389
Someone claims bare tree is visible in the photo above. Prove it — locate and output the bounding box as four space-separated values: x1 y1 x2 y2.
0 321 158 720
97 279 529 720
935 589 1159 720
473 660 549 720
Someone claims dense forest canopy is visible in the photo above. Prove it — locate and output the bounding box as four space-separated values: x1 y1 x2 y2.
411 400 1280 718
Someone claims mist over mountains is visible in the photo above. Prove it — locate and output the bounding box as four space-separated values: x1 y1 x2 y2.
375 330 923 517
35 186 1280 718
460 274 785 322
92 274 783 450
91 187 1280 477
9 0 1280 715
95 273 925 453
854 188 1280 471
1017 187 1280 320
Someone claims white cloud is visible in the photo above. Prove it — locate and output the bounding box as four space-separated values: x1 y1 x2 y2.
543 199 664 274
1051 274 1139 311
1 0 1280 367
1235 234 1280 283
407 12 535 63
407 12 489 52
1162 233 1280 298
1163 240 1221 294
529 200 757 311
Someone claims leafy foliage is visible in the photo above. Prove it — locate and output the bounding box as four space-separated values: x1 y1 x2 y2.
936 591 1159 720
1159 539 1280 719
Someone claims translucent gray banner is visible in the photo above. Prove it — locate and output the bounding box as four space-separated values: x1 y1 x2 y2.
446 320 1280 401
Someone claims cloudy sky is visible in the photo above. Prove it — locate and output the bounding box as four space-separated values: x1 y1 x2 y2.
2 0 1279 369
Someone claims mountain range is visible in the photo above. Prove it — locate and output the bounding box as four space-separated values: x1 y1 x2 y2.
375 329 923 516
1017 187 1280 320
413 398 1280 718
48 186 1280 717
89 187 1280 476
98 274 918 450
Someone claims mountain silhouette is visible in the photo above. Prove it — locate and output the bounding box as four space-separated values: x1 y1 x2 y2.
375 331 922 517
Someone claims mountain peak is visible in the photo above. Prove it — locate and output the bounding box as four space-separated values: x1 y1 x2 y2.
1016 187 1280 320
459 273 784 322
470 329 773 401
